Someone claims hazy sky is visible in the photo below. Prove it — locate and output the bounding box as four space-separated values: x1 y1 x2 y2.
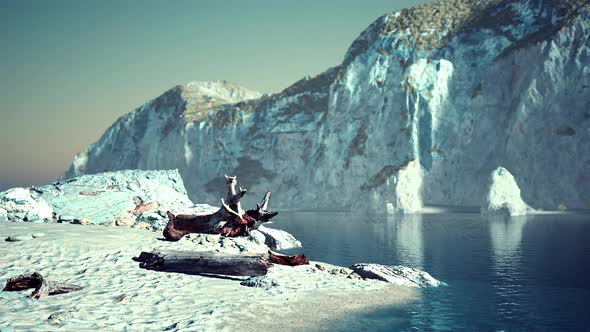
0 0 432 190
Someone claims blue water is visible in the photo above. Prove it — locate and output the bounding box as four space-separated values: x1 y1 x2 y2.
274 211 590 331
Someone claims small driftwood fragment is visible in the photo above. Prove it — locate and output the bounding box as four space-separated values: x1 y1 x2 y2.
3 272 83 300
163 175 278 241
268 251 309 266
135 250 309 277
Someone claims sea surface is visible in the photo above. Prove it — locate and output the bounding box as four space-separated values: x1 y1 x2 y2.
275 211 590 331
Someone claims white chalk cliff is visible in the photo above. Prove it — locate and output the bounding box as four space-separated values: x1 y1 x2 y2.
64 0 590 212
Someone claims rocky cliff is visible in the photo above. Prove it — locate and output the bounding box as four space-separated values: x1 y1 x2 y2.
64 0 590 212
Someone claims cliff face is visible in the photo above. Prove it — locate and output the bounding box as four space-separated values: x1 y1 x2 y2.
65 0 590 211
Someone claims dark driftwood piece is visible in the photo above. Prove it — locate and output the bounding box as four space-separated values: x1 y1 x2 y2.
164 175 278 241
136 250 309 276
268 251 310 266
136 251 271 276
3 272 83 300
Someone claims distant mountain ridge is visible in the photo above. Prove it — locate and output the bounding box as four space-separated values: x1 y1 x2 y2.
64 0 590 212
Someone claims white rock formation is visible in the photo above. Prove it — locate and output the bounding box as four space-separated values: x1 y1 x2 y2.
0 187 53 221
350 263 444 288
63 0 590 212
482 167 530 216
0 169 217 228
389 160 423 214
36 169 213 228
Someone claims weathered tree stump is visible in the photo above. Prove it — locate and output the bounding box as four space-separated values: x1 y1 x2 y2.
163 175 278 241
3 272 83 300
136 250 309 276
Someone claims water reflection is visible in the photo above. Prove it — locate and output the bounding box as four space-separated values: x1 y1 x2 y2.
387 213 424 269
488 215 528 323
386 213 458 330
275 211 590 330
489 215 528 263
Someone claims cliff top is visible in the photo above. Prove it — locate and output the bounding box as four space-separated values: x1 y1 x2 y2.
346 0 590 61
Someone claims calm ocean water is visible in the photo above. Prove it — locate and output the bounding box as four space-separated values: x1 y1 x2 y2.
274 211 590 331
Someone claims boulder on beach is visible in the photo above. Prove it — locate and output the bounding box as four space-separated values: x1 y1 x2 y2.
350 263 444 288
240 276 280 289
481 167 530 217
255 225 302 250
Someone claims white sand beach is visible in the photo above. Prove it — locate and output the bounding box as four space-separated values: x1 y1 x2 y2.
0 223 417 331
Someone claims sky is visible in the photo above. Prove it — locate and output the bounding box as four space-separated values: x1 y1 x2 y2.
0 0 432 191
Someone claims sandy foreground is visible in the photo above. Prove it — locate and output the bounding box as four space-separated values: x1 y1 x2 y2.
0 223 417 331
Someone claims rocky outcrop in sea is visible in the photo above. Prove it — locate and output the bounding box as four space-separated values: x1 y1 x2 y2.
481 167 530 216
351 263 445 288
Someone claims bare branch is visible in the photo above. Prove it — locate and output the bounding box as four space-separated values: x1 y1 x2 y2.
225 175 237 196
224 175 245 213
3 273 83 300
260 191 271 211
221 198 242 219
227 189 247 205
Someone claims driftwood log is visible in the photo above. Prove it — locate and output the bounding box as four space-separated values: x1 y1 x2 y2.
136 250 309 276
164 175 278 241
3 272 83 300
